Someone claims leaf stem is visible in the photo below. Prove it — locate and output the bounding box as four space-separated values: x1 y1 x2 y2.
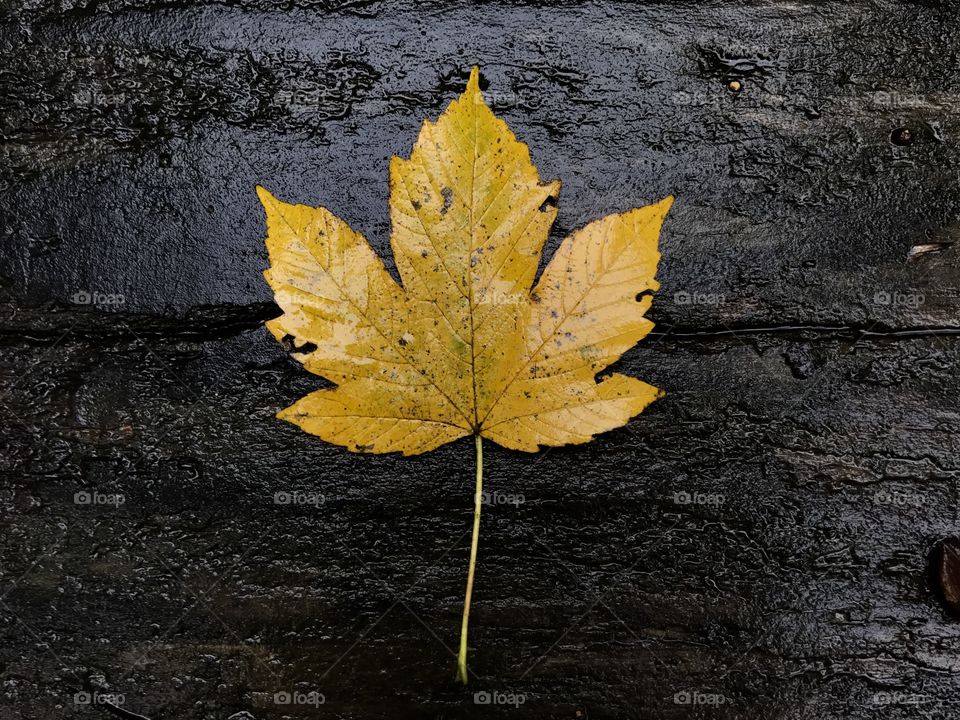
457 434 483 684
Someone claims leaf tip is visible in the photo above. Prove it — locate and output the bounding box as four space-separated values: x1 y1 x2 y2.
256 184 278 210
463 66 485 107
467 65 481 91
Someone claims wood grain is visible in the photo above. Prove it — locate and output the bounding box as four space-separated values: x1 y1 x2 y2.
1 1 959 717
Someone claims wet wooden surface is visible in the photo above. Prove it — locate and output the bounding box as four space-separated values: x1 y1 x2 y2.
2 1 960 718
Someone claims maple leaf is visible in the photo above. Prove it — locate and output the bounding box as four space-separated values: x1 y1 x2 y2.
257 67 672 682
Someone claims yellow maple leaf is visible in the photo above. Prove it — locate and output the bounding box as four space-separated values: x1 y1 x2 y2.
257 67 672 683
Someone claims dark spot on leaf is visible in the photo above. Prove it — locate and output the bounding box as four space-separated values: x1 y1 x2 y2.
421 250 429 258
531 292 541 304
539 195 558 213
550 309 558 318
441 187 454 214
412 199 421 210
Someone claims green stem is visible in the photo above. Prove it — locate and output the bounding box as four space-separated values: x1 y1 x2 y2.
456 434 483 684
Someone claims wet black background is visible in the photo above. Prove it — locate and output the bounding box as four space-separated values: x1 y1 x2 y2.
2 1 960 718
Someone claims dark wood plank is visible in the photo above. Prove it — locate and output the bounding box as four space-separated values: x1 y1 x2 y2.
1 0 959 718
